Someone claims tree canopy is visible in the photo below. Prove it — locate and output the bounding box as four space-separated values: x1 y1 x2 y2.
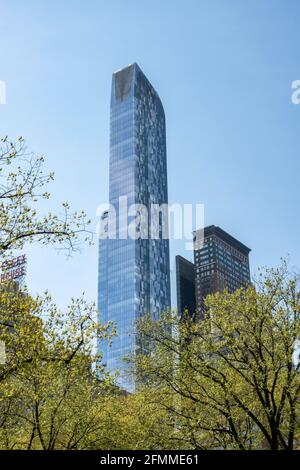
0 136 91 257
134 263 300 450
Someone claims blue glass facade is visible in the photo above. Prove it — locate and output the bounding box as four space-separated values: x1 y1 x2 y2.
98 63 171 391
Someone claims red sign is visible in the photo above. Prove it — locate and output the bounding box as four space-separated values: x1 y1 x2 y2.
0 255 27 284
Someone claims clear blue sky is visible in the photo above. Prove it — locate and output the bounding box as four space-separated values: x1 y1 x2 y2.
0 0 299 308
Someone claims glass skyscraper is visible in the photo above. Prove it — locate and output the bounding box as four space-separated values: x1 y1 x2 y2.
98 63 171 391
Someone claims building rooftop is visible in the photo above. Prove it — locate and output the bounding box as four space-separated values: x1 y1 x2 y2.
193 225 251 255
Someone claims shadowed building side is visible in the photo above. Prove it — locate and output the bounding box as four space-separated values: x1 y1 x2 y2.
175 255 196 318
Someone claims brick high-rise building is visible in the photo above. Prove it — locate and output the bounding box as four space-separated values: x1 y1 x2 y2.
193 225 251 313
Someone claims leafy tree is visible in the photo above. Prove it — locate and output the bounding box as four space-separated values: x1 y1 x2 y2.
86 389 175 450
0 136 91 256
0 287 175 450
0 136 113 449
0 287 114 450
134 263 300 450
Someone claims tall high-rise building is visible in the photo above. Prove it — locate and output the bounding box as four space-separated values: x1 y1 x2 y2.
175 255 196 318
98 63 171 390
193 225 251 313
